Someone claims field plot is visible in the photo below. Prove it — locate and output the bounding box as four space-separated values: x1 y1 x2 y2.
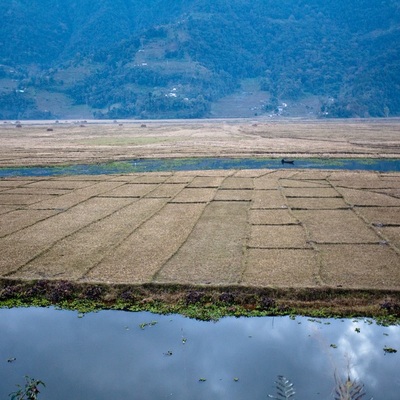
0 120 400 314
0 119 400 167
0 169 399 291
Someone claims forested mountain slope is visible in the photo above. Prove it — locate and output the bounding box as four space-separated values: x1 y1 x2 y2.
0 0 399 119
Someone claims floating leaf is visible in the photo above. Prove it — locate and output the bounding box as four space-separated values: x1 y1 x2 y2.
383 346 397 354
139 321 158 330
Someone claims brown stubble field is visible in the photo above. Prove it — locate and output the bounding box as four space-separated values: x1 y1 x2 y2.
0 119 399 167
0 119 400 317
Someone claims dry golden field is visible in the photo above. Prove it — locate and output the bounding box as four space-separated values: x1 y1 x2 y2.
0 119 399 167
0 119 399 315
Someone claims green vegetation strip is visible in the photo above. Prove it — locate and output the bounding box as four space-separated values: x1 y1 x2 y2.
0 279 399 325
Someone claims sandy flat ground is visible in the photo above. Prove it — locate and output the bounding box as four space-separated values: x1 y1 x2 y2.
0 120 399 309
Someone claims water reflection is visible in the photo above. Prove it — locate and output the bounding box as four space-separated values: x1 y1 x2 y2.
0 308 399 399
0 157 400 177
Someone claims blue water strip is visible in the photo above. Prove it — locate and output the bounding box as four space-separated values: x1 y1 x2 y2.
0 158 400 177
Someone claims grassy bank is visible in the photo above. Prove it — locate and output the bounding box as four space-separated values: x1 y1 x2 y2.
1 279 399 324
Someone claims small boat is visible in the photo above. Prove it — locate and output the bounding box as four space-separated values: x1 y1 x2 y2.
281 159 294 165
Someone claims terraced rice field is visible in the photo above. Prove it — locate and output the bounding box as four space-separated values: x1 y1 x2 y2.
0 120 399 314
0 169 399 289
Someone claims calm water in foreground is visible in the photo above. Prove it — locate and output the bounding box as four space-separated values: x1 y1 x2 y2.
0 308 399 399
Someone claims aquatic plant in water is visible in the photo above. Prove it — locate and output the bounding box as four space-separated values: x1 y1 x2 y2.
8 372 375 399
267 373 371 400
333 372 370 400
9 376 45 400
268 375 296 399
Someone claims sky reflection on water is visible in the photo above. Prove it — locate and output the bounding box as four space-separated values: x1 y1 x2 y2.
1 157 400 177
0 308 399 400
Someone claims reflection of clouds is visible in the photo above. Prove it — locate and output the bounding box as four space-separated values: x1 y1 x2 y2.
336 322 380 385
318 319 400 398
0 309 399 399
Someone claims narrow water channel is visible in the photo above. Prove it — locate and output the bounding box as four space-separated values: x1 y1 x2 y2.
1 157 400 177
0 308 398 399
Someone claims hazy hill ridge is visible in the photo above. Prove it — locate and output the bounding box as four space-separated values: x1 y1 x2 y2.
0 0 399 119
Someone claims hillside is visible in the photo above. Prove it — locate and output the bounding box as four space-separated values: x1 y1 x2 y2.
0 0 399 119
